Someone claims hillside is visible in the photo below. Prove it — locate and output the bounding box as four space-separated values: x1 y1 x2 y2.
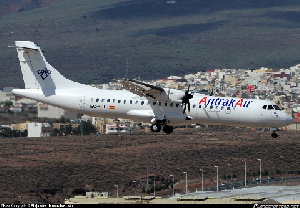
0 0 300 88
0 127 299 203
0 0 62 16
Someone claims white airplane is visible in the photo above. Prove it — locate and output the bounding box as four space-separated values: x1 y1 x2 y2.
10 41 293 137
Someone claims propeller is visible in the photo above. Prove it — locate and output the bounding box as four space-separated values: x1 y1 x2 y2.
182 85 193 114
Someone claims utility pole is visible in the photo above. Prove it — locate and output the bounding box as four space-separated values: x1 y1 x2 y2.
228 163 232 189
258 159 262 184
199 169 203 192
170 174 175 196
183 172 187 194
280 156 284 180
244 159 247 186
215 166 219 191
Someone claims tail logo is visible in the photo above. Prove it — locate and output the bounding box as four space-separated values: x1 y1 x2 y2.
37 68 51 80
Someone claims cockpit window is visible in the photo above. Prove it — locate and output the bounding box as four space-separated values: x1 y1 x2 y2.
273 105 281 110
262 105 281 110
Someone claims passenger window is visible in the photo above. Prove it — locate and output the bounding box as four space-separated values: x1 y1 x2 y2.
193 104 196 108
199 105 202 108
96 98 99 102
135 100 138 104
130 100 132 104
107 99 110 102
176 104 179 107
165 103 168 106
268 105 273 110
118 100 121 103
123 100 126 104
113 99 115 103
158 102 161 106
170 103 173 107
210 106 213 109
262 105 267 109
153 102 156 105
141 101 144 105
101 99 105 102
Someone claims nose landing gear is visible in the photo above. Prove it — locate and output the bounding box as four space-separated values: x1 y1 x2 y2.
271 131 278 138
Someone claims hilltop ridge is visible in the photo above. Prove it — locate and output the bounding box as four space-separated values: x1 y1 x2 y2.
0 0 62 16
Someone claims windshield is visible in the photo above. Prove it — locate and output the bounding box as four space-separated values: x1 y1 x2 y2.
262 105 281 110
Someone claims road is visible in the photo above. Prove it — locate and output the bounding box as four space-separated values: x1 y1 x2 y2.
205 176 300 191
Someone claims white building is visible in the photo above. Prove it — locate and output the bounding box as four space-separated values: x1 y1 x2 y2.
86 192 108 198
37 103 78 119
0 90 7 102
27 123 52 137
106 123 131 134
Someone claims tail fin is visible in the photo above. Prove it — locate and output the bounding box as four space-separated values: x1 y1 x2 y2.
14 41 89 92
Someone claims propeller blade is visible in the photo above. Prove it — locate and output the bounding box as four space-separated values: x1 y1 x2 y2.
182 85 193 114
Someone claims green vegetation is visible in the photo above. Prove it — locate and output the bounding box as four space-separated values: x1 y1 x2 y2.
0 127 27 138
1 0 300 89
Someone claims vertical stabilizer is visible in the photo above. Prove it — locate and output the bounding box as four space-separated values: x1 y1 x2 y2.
14 41 89 94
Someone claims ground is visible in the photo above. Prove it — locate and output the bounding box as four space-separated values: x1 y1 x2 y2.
0 126 299 204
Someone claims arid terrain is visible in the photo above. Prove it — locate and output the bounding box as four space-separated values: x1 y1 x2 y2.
0 126 299 204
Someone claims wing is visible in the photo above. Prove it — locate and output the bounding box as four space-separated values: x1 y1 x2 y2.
121 79 193 113
121 79 168 100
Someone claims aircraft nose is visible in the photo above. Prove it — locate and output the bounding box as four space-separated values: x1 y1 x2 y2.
286 114 294 125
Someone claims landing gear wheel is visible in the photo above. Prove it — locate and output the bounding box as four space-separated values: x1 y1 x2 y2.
271 131 278 138
150 124 161 132
163 125 173 134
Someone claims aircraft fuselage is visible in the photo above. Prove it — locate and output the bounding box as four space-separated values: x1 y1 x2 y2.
13 88 293 128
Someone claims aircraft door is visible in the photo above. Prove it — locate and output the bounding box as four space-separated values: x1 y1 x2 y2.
78 96 85 110
225 106 231 114
195 104 201 119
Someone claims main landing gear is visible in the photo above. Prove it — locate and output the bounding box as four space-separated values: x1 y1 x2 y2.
150 122 173 134
269 127 279 138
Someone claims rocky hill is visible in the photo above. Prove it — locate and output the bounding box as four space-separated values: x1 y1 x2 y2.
0 0 62 16
1 0 300 89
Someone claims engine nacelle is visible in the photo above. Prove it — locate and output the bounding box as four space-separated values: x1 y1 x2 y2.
163 88 185 102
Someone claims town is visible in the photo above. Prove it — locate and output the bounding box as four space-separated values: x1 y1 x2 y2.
1 64 300 137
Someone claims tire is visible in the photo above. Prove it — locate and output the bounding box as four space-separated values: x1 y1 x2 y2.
163 125 173 134
150 124 161 132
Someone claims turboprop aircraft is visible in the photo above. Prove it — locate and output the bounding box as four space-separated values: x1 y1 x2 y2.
10 41 293 137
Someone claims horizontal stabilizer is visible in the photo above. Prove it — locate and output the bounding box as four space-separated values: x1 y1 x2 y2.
14 41 40 50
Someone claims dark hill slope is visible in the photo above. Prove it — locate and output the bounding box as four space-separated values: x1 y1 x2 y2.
0 0 300 88
0 0 62 16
